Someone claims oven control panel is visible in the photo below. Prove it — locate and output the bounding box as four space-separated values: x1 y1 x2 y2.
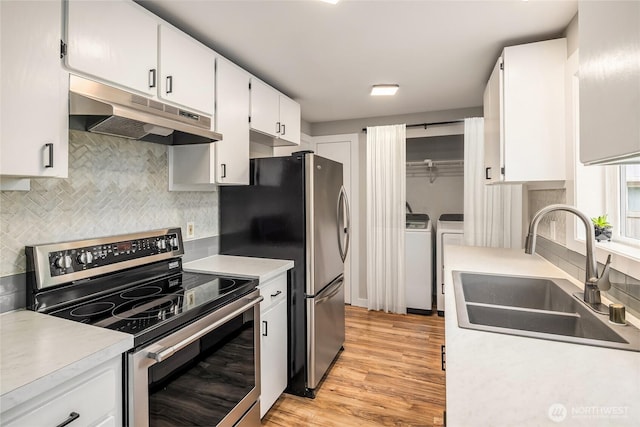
44 231 182 278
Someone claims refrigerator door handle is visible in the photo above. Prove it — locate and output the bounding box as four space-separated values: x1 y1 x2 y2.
337 186 351 262
315 276 344 304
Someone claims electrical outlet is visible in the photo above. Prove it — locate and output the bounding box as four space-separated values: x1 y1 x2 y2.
186 222 195 239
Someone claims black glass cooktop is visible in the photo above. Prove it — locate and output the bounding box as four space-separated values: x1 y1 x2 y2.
46 270 257 347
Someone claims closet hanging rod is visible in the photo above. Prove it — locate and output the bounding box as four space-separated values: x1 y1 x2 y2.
361 120 464 133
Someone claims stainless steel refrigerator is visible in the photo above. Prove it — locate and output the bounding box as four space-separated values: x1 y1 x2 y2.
219 152 350 398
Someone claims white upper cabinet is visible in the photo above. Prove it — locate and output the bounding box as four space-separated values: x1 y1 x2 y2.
65 0 157 97
250 79 281 138
579 1 640 165
250 79 301 146
484 38 567 183
1 0 68 178
279 95 301 146
483 58 502 182
215 58 250 184
169 57 250 189
158 25 215 115
65 0 214 115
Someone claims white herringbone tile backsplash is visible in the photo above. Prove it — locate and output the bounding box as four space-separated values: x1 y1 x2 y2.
0 130 218 276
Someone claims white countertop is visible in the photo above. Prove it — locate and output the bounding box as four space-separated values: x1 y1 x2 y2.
444 246 640 427
0 310 133 412
183 255 294 283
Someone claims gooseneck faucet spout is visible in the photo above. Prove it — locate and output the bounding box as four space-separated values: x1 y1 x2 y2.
525 204 611 308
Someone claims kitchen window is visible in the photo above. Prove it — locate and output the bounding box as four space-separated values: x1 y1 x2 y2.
620 165 640 241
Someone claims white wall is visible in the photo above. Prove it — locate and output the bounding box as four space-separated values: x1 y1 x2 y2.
406 135 464 223
407 176 464 223
310 107 482 136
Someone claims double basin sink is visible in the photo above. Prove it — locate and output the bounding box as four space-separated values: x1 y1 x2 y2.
453 272 640 352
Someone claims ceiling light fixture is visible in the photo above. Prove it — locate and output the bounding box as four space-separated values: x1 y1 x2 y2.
321 0 340 4
371 84 399 96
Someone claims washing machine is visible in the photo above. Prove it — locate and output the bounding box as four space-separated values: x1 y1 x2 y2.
405 214 433 315
436 214 464 316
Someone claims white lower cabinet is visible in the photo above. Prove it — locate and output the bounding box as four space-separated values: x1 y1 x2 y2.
0 356 122 427
258 273 288 418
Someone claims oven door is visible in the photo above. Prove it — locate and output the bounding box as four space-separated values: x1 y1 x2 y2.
129 290 263 427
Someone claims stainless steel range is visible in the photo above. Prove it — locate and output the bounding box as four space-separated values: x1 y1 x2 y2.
26 228 262 427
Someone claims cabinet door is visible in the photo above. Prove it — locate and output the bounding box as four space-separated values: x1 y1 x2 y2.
579 1 640 164
278 95 301 146
250 79 280 138
216 58 250 184
502 39 566 182
158 25 215 115
260 299 288 418
1 0 68 178
65 0 157 96
1 358 120 427
483 57 503 183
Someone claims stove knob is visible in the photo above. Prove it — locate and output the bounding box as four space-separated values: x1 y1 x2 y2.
77 252 94 265
169 237 178 249
156 239 167 250
54 255 72 269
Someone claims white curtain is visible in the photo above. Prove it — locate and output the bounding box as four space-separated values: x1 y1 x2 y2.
463 118 487 246
366 124 406 314
463 118 523 248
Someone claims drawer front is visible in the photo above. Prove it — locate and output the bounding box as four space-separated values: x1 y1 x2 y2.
258 273 287 312
3 364 118 427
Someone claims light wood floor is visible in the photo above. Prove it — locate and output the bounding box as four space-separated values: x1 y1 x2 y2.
262 306 446 427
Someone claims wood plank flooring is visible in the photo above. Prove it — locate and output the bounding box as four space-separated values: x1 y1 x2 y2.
262 306 446 427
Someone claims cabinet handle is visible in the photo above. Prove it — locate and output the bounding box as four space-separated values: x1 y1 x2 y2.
262 320 268 336
221 163 226 179
270 290 282 298
149 69 156 88
166 76 173 94
44 143 54 168
55 412 80 427
276 122 281 134
441 345 446 371
281 124 286 136
485 167 491 180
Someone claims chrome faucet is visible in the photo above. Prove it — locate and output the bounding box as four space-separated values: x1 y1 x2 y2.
525 204 611 308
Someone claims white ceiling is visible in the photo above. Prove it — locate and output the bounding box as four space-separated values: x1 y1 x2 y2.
137 0 578 124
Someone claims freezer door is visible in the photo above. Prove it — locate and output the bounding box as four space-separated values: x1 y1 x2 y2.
306 274 345 390
305 154 345 296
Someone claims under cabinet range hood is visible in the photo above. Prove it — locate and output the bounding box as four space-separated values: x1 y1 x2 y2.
69 75 222 145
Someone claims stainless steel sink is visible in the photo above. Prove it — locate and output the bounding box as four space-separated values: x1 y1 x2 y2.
453 272 640 352
461 274 576 312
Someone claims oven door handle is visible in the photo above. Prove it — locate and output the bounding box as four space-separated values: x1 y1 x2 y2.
147 296 264 363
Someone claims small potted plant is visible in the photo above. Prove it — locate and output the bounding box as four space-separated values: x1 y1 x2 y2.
591 214 612 242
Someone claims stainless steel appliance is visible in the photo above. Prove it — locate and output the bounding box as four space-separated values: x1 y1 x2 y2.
26 228 261 427
69 74 222 145
219 152 349 397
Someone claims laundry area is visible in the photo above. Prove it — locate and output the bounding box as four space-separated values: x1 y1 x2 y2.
405 125 465 316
